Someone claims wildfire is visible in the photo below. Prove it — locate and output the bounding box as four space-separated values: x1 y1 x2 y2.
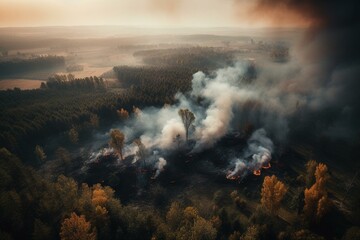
253 169 261 176
226 174 240 180
253 162 271 176
262 162 271 169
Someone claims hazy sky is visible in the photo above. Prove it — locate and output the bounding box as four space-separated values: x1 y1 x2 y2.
0 0 311 28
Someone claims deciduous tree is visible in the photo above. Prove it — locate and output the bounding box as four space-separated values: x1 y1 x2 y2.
60 213 96 240
178 108 195 142
34 145 46 162
109 129 125 160
166 201 183 231
261 175 287 215
304 163 330 222
117 108 129 120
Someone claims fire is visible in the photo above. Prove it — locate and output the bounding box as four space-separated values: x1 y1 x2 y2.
253 169 261 176
262 162 271 169
253 162 271 176
226 174 239 180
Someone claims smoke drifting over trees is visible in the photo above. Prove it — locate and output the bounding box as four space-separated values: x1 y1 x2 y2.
1 0 359 239
248 0 360 141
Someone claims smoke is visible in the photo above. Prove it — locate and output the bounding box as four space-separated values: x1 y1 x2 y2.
227 128 273 179
246 0 360 142
88 147 114 163
153 157 167 179
124 61 290 154
84 59 292 181
227 159 246 179
191 65 259 150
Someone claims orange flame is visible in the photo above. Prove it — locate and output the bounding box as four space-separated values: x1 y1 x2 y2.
226 171 240 180
262 162 271 169
253 169 261 176
226 175 239 180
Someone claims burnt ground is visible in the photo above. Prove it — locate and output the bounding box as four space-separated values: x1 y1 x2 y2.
39 131 359 238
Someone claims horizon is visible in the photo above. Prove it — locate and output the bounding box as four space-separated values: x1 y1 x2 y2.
0 0 311 28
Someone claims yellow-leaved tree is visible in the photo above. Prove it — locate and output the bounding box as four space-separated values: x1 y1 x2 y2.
261 175 287 215
60 213 96 240
117 108 129 120
109 129 125 160
304 163 330 222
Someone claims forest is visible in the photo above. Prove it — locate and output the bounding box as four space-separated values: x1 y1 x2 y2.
0 56 65 78
0 22 359 240
133 47 235 69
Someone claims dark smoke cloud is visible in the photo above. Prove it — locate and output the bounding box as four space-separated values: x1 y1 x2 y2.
251 0 360 141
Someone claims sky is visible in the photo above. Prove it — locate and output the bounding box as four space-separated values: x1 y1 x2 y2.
0 0 311 28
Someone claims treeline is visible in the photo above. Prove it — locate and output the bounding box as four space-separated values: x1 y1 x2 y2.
0 56 65 77
43 74 106 90
113 66 195 103
0 79 184 159
134 47 235 69
0 89 120 159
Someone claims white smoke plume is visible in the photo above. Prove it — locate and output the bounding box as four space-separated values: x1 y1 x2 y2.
153 157 167 179
191 63 260 151
226 159 247 179
89 60 291 178
227 128 273 179
88 147 115 163
120 61 286 155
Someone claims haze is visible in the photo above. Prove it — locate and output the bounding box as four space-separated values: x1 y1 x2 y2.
0 0 310 28
1 0 359 240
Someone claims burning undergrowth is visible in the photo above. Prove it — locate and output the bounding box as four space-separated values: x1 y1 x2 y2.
226 128 273 180
78 60 290 194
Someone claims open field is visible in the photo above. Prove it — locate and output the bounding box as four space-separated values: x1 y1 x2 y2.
0 79 44 90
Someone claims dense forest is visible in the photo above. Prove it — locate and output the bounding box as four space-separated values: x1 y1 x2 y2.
0 56 65 77
134 47 235 69
1 40 359 240
0 67 195 162
113 66 195 102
